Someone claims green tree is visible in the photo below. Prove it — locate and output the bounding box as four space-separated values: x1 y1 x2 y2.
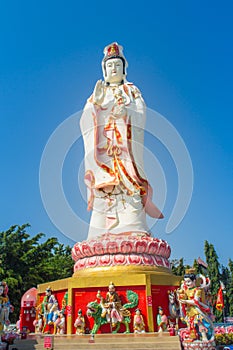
0 224 74 322
171 258 188 276
204 241 222 321
227 259 233 317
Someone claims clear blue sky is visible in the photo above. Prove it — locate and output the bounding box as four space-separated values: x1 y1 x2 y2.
1 1 232 267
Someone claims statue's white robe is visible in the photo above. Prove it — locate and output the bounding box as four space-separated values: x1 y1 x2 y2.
80 83 163 239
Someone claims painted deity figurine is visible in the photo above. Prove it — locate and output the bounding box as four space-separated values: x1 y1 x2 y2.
168 290 180 330
87 288 137 334
104 282 123 326
35 313 43 333
54 311 66 334
133 308 145 333
41 287 58 330
0 281 11 332
80 42 163 239
177 269 214 342
157 306 168 332
33 313 44 333
74 309 85 335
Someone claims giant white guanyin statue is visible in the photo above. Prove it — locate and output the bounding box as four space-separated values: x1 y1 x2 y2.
80 42 163 240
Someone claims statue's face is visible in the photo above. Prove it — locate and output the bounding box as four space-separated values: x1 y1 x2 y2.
105 58 124 84
184 277 195 288
109 285 115 293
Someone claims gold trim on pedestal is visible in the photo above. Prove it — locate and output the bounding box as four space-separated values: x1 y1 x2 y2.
72 265 180 286
73 264 171 277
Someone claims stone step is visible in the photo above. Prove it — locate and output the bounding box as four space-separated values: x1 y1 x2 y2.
10 333 181 350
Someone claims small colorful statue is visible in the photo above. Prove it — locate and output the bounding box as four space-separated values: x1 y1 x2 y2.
41 287 58 331
167 320 176 336
34 313 43 333
177 268 215 347
0 281 11 332
104 282 123 325
74 309 85 335
54 311 66 335
87 286 138 334
133 308 145 333
168 290 180 330
16 315 21 334
157 306 168 332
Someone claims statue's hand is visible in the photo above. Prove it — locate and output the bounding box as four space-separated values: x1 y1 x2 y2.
111 104 127 118
93 80 105 106
178 298 184 304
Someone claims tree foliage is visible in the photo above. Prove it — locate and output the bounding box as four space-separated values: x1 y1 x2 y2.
227 259 233 317
171 258 187 276
204 241 221 294
0 224 73 322
204 241 223 321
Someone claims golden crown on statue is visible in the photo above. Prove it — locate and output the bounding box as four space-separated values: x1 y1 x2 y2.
107 43 120 57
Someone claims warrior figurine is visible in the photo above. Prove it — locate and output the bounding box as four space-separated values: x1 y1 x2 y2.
178 269 214 342
42 287 58 328
104 282 123 326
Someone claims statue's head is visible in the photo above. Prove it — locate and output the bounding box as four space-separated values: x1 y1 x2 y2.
102 42 128 85
184 268 196 288
108 281 116 293
0 281 7 296
46 287 52 296
87 301 100 316
158 306 164 315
